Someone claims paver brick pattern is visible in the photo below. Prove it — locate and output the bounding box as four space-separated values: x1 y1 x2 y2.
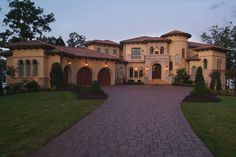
31 86 213 157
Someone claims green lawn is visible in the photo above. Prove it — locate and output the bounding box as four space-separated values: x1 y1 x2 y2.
182 96 236 157
0 91 103 157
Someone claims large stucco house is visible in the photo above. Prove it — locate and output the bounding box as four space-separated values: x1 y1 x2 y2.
1 30 227 88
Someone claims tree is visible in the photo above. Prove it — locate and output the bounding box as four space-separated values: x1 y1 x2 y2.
192 67 208 95
67 32 86 48
174 68 191 83
210 70 222 93
201 23 236 69
50 63 64 90
0 57 6 95
56 36 65 46
1 0 55 43
37 35 65 46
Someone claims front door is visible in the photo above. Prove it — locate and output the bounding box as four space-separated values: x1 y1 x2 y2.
152 64 161 79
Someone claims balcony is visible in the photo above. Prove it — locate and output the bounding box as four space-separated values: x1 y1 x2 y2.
126 54 144 61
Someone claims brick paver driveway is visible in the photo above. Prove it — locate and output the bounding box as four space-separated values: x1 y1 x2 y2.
31 86 213 157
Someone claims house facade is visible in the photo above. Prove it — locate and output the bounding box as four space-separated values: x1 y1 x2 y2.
2 30 227 88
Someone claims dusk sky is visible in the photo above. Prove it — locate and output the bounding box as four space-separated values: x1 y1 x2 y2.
0 0 236 43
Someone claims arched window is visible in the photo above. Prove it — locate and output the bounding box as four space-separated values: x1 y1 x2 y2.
160 47 164 54
150 46 154 54
191 66 197 75
169 61 173 71
18 60 24 78
217 59 222 70
139 67 143 77
203 59 208 69
25 60 31 77
129 67 133 78
182 48 185 58
175 54 180 64
134 68 138 78
32 60 38 77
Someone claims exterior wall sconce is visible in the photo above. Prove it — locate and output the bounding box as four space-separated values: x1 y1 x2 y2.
85 61 88 66
105 62 108 67
146 66 149 71
165 66 168 71
67 60 72 65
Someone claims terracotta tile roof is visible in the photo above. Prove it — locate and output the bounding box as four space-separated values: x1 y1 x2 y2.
5 40 121 60
85 40 120 47
120 36 171 44
188 41 227 53
161 30 192 38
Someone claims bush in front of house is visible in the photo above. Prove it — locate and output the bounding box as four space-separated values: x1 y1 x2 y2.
174 68 192 85
191 67 209 96
210 70 222 94
24 81 39 92
50 63 64 90
89 81 104 94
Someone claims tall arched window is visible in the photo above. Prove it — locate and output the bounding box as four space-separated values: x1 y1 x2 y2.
18 60 24 78
139 67 143 77
175 54 180 64
192 66 197 75
182 48 185 58
25 60 31 77
129 67 133 78
169 61 173 71
203 59 208 69
134 68 138 78
32 60 38 77
217 59 222 70
150 46 154 54
160 47 164 54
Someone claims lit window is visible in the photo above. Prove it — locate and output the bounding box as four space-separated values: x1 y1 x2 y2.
139 67 143 77
134 68 138 78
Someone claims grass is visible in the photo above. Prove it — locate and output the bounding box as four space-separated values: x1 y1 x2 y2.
182 96 236 157
0 91 103 157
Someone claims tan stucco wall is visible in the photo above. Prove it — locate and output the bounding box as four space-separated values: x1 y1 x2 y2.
87 45 120 57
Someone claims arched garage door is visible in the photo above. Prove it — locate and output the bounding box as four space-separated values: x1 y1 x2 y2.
98 68 111 85
77 67 92 85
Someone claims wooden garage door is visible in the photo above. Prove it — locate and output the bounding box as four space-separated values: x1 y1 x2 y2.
77 67 92 85
98 68 111 85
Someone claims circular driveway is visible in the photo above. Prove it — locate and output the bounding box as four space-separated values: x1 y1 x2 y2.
32 86 213 157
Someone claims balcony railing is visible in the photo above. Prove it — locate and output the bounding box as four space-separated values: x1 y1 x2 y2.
127 54 144 60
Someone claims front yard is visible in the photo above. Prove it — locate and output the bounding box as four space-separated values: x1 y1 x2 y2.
182 96 236 157
0 91 103 157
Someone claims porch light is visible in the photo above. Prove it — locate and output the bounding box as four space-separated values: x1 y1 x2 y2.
105 62 108 67
146 66 149 71
165 66 168 71
68 61 72 65
85 61 88 66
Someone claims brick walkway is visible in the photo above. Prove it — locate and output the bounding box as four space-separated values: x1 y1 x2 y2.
31 86 213 157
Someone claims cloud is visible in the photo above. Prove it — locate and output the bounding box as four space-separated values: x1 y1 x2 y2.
209 2 225 10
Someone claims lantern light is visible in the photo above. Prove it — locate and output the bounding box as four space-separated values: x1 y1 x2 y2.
85 61 88 66
105 62 108 67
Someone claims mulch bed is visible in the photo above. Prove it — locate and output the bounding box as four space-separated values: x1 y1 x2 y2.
183 92 221 103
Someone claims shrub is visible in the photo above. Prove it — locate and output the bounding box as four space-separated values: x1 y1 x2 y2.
210 70 222 93
24 81 39 92
50 63 64 90
127 80 135 84
0 81 3 96
191 67 208 96
89 81 103 94
174 68 192 84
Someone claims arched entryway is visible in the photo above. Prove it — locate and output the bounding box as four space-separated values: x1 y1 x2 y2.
64 66 71 85
77 67 92 85
98 68 111 85
152 63 161 79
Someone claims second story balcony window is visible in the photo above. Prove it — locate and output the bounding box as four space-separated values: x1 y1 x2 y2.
131 48 141 59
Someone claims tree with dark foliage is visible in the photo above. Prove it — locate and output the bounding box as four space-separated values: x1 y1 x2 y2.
67 32 86 48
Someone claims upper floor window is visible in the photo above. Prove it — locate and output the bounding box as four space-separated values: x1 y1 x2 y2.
217 58 222 70
160 47 164 54
182 48 185 58
113 49 117 55
175 54 180 64
150 47 154 54
105 48 109 53
18 60 24 78
131 48 141 55
129 67 133 78
203 59 208 69
97 48 101 52
25 60 31 77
